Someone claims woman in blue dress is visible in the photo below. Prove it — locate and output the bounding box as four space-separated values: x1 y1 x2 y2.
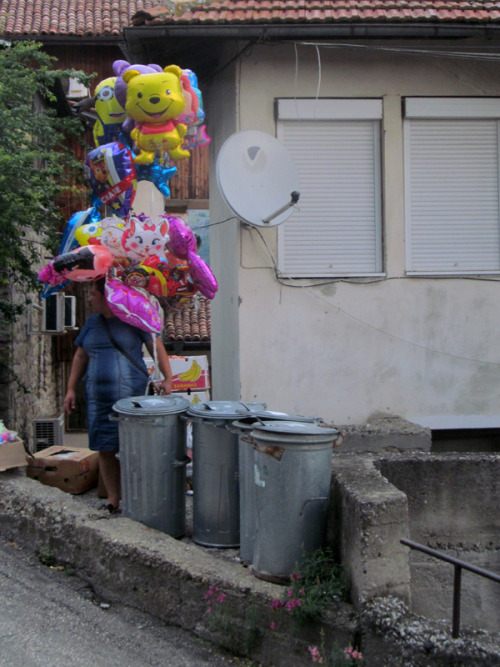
64 279 173 512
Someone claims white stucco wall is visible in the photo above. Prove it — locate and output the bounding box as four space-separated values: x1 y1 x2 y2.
210 40 500 427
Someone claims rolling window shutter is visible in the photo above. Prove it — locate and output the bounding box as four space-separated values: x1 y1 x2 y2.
277 101 382 277
405 118 500 274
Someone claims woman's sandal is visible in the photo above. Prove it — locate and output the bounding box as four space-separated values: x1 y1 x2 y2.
99 503 121 515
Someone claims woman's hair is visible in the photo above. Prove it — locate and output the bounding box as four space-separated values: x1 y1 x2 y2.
94 277 106 295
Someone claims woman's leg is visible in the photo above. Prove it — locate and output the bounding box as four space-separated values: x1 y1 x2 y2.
98 450 121 509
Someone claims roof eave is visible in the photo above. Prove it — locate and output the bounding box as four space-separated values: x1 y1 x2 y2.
124 20 500 44
3 34 126 47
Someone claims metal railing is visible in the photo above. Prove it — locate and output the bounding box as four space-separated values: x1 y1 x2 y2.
400 537 500 638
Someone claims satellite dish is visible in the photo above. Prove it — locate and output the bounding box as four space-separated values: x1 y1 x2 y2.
216 130 300 227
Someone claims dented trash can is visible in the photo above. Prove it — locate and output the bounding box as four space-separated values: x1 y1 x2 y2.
249 420 340 583
112 395 190 537
187 401 265 547
229 411 322 565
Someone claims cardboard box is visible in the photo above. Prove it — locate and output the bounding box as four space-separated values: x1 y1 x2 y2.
174 390 210 406
170 355 210 392
0 439 28 472
26 446 98 494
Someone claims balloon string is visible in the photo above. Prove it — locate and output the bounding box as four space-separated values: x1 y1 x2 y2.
150 334 162 383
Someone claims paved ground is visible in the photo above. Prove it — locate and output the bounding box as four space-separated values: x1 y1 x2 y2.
0 535 241 667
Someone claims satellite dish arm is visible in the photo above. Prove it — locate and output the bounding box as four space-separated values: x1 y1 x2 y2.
262 191 300 225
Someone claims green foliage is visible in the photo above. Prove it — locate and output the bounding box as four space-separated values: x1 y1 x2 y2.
279 547 349 625
37 546 56 567
37 546 76 575
204 585 262 655
0 41 91 322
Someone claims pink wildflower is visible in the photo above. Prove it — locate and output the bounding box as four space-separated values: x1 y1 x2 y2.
287 589 294 598
216 592 226 603
298 588 305 596
270 621 276 630
285 598 302 611
207 606 212 613
270 599 284 610
291 572 300 581
344 646 363 661
308 645 323 663
204 584 220 600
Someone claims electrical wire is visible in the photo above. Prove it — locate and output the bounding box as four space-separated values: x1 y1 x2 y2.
244 224 500 367
294 40 500 63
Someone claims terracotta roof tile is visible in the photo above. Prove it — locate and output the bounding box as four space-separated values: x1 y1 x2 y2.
0 0 157 37
163 297 211 343
130 1 500 27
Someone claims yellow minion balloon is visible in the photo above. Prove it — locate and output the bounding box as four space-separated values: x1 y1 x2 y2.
93 77 127 147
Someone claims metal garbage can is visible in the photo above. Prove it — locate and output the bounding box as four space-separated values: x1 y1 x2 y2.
229 411 322 565
187 401 266 547
249 420 340 583
112 395 190 537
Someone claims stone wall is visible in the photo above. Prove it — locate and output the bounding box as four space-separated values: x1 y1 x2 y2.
0 282 63 449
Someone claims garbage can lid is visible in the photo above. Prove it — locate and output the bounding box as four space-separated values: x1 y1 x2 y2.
255 410 322 422
187 400 266 420
251 420 338 436
113 395 191 416
232 411 322 428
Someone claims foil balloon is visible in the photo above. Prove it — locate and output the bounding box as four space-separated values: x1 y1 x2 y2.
85 142 137 217
187 250 218 299
93 76 127 146
165 216 197 259
57 207 101 256
99 216 127 259
120 215 170 264
122 65 189 165
135 161 177 198
178 70 202 126
38 245 115 286
123 255 198 299
113 60 163 124
179 69 210 151
75 220 103 246
105 278 163 334
99 214 170 264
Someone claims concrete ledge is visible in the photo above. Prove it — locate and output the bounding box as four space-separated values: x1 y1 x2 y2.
339 413 431 453
0 471 357 666
329 454 411 607
1 463 499 665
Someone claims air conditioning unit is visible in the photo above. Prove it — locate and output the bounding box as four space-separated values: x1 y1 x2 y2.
32 415 64 453
42 294 76 333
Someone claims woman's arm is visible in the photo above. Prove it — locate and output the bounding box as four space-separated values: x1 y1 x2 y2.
64 346 89 414
146 336 173 395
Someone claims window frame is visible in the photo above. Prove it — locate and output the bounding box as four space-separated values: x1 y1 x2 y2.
276 98 384 278
404 97 500 276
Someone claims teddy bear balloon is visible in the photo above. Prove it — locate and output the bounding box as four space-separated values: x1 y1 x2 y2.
122 65 190 165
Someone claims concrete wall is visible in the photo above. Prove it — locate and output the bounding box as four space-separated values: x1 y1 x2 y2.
330 452 499 633
377 453 500 633
329 454 411 608
206 49 241 402
209 40 500 426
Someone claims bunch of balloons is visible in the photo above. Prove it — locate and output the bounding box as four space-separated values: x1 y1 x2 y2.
39 213 218 333
37 60 216 334
87 60 210 210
